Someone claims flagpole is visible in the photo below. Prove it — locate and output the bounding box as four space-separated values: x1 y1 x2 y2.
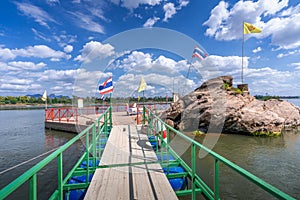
109 92 112 128
183 57 193 95
242 21 245 84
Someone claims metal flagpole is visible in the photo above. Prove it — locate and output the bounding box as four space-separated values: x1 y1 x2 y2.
242 21 245 84
183 56 193 95
109 92 112 127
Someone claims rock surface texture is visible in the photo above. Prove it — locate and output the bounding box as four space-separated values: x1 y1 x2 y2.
166 76 300 135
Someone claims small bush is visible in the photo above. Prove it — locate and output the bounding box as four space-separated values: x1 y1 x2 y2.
193 130 205 136
252 131 281 137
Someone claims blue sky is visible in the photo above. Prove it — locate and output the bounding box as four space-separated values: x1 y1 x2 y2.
0 0 300 98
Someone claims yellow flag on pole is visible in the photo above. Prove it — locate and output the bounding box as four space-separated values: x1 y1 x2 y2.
42 90 47 101
243 22 262 34
138 76 147 93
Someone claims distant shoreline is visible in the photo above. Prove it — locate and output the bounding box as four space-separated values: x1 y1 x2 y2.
0 104 72 110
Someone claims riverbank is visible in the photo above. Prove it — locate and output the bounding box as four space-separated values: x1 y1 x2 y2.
0 103 72 110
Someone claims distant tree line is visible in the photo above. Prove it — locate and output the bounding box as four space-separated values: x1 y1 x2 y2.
0 95 172 105
254 95 299 101
0 96 72 105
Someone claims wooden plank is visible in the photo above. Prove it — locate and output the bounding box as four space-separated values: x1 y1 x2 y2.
85 114 178 200
84 166 130 200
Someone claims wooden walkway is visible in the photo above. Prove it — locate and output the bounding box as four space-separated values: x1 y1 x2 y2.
84 112 178 200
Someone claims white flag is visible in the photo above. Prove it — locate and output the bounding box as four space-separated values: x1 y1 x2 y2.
42 90 47 101
138 76 147 93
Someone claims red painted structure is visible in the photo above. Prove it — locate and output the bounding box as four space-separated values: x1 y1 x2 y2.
45 103 169 122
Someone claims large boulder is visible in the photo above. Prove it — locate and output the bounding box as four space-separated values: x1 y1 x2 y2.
166 76 300 135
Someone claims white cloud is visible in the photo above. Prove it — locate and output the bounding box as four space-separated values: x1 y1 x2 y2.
277 49 300 58
0 83 39 91
11 45 71 61
143 17 160 27
260 0 288 16
46 0 60 6
115 51 189 74
114 73 195 97
86 6 108 22
203 1 229 39
0 45 71 61
1 77 33 85
252 46 262 53
163 3 177 22
290 62 300 68
7 61 46 71
0 47 16 60
178 0 189 9
68 11 105 34
264 14 300 49
280 4 300 16
114 0 162 10
191 54 300 95
203 0 300 50
0 75 41 93
192 55 247 81
53 33 77 47
31 28 51 42
74 41 115 63
64 45 73 53
15 2 57 28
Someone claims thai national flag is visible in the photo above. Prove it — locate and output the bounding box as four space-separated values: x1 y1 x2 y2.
99 77 113 95
192 46 208 60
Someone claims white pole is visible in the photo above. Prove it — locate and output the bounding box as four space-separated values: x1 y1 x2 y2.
242 22 245 84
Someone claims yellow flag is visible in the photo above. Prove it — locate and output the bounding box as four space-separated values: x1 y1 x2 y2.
41 90 47 101
243 22 262 34
138 76 147 93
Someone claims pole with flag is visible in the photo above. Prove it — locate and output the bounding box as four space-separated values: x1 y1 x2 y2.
184 46 208 94
99 76 114 127
138 76 147 102
42 90 47 109
242 22 262 83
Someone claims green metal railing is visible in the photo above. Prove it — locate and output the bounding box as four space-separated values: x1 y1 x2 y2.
0 106 112 200
143 106 295 200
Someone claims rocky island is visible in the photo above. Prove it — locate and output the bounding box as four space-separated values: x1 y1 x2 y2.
166 76 300 136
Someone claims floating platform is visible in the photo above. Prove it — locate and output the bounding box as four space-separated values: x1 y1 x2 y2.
45 114 100 133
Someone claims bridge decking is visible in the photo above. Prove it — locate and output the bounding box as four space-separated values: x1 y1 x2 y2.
84 112 178 200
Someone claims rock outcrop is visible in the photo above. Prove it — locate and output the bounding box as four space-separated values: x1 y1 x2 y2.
166 76 300 135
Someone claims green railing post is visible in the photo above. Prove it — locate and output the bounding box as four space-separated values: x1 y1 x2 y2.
92 124 96 169
214 159 220 200
86 130 90 184
104 113 108 133
58 153 63 200
143 106 146 124
192 144 196 200
109 97 112 130
155 118 159 152
29 174 37 200
97 116 101 133
147 111 151 127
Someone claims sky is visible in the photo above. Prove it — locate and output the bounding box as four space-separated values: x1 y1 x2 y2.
0 0 300 98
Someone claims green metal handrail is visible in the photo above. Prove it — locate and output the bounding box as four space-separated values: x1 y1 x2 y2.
0 106 112 200
143 106 295 200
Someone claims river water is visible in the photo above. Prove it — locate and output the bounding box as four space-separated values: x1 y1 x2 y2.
0 109 84 199
0 100 299 199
